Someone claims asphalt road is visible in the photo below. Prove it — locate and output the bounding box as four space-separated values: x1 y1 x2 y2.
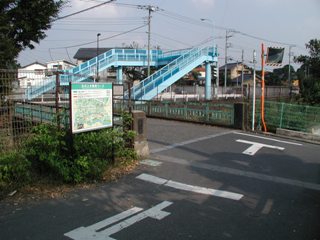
0 118 319 240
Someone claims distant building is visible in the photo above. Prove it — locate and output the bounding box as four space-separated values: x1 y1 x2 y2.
18 62 47 88
73 48 112 65
73 48 122 81
219 62 251 85
46 60 75 71
18 60 76 89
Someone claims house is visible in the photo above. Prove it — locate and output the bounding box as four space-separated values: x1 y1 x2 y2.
73 48 112 65
219 62 251 85
232 73 262 86
18 60 76 89
18 62 47 88
73 48 118 81
46 60 75 71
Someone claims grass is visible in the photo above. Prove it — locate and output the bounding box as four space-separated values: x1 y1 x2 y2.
0 157 140 203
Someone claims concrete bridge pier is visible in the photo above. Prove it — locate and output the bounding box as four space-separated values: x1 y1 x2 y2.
116 66 123 84
205 61 212 100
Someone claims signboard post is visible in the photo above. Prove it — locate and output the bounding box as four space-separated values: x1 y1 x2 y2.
70 82 113 134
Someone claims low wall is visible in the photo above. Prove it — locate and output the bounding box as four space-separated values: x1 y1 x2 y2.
276 128 320 143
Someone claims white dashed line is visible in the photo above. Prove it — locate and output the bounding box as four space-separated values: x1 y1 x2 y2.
136 173 243 201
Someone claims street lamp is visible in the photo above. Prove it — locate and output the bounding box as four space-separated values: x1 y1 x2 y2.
252 50 257 131
201 18 218 98
200 18 214 56
96 33 101 82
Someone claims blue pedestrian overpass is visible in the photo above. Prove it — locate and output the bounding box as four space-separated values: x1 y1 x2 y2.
25 46 218 101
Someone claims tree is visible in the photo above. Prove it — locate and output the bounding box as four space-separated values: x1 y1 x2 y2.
265 64 296 86
295 39 320 104
0 0 66 68
121 42 161 83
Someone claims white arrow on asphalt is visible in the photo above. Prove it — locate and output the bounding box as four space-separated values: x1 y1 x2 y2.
236 139 284 156
64 201 173 240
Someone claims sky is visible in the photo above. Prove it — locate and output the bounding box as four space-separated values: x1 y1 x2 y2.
17 0 320 70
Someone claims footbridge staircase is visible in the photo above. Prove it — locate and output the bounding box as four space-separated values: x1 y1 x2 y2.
25 46 217 101
129 46 216 100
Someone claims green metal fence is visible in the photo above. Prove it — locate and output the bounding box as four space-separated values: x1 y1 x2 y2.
115 101 235 127
14 102 69 126
253 100 320 132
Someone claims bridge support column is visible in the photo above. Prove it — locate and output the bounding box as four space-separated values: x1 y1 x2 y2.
116 66 123 84
205 62 212 100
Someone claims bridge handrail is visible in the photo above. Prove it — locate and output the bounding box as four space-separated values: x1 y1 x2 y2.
130 47 213 99
26 48 163 100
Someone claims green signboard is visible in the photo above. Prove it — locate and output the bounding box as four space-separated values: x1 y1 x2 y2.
70 82 113 133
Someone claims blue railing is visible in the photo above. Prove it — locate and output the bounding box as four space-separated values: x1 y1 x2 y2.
129 46 215 100
25 46 216 100
26 49 163 100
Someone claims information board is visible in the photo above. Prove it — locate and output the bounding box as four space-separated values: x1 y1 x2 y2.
70 82 113 133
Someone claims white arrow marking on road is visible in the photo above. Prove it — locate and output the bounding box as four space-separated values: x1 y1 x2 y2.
64 201 173 240
236 139 284 156
136 173 243 201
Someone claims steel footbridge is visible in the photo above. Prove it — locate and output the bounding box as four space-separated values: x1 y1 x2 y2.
26 46 218 101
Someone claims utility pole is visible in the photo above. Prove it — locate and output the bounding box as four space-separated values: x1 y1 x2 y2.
288 45 294 97
96 33 101 82
241 49 244 96
224 30 233 93
252 50 257 131
147 6 153 77
138 5 159 77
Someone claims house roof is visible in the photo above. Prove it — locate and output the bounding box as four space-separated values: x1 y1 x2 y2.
194 66 205 72
21 61 46 69
73 48 113 60
219 62 249 70
230 73 262 84
46 60 76 66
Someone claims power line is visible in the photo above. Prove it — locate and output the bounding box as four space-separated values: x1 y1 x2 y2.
49 24 147 49
236 31 296 46
65 48 74 63
157 8 300 47
50 28 145 34
152 32 192 47
57 0 116 20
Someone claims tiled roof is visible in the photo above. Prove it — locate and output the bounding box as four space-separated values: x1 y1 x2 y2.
73 48 112 60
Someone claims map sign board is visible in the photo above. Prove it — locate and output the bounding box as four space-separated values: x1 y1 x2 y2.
70 82 113 133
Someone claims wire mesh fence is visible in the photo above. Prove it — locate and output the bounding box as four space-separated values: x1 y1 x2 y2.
250 100 320 133
114 100 235 127
0 69 126 152
0 69 74 152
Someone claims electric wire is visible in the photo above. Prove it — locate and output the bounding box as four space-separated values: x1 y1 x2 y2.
56 0 116 20
49 24 147 49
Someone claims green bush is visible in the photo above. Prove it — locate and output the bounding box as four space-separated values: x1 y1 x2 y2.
23 115 136 183
24 124 70 180
1 111 137 187
0 150 31 184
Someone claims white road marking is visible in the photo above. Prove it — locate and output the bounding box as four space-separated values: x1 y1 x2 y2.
236 139 284 155
136 173 243 201
140 159 163 167
153 155 320 191
150 131 233 154
233 131 303 146
64 201 172 240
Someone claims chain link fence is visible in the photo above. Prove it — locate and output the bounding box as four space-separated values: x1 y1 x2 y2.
251 100 320 133
0 69 74 152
